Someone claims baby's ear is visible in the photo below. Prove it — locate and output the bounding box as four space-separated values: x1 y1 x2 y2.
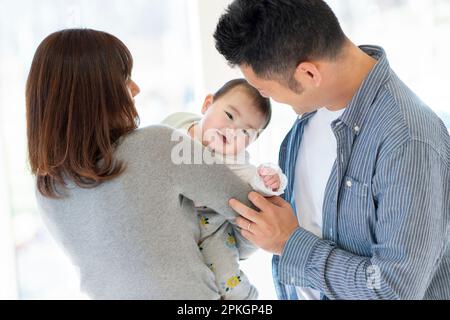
201 94 214 114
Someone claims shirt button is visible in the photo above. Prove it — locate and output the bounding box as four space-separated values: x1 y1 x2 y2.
354 125 360 133
346 180 352 188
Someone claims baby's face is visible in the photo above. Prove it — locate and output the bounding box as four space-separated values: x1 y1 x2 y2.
198 87 266 156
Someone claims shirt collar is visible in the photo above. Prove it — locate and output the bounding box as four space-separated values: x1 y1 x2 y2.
338 45 392 131
297 110 317 124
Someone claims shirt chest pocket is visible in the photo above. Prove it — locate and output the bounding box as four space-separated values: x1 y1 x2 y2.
337 176 375 243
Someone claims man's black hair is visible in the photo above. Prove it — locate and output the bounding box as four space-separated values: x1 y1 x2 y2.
214 0 347 82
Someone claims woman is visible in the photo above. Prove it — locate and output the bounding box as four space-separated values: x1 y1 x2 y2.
26 29 255 299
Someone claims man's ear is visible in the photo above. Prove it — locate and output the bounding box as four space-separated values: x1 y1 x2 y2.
201 94 214 114
294 62 322 88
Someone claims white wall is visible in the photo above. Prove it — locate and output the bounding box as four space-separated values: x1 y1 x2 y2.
188 0 241 100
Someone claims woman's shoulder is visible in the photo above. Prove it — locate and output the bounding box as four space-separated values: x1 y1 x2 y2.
132 124 176 137
120 125 176 149
114 125 186 167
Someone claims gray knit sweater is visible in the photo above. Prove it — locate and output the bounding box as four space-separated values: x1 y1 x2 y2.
36 125 256 299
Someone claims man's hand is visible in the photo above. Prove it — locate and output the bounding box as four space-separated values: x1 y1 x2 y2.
229 192 299 255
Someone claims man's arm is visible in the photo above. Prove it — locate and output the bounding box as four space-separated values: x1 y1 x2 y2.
232 139 448 299
280 139 448 299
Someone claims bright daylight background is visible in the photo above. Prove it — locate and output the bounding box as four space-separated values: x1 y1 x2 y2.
0 0 449 299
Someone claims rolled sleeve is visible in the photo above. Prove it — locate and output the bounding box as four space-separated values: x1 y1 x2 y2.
278 227 323 287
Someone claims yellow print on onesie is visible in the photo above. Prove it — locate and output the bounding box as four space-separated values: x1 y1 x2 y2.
225 232 237 248
222 275 241 292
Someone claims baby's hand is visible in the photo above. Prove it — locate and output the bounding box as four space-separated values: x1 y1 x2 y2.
258 165 281 191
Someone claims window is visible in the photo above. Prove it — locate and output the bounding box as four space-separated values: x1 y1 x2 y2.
0 0 195 299
327 0 450 126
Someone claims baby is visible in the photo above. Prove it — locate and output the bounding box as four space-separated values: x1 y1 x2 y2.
162 78 287 299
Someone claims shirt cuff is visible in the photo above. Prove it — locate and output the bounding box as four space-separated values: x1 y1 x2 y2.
278 227 321 287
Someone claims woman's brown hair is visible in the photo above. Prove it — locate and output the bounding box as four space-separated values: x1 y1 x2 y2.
26 29 139 198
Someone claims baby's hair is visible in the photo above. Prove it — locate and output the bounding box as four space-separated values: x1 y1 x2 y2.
213 78 272 130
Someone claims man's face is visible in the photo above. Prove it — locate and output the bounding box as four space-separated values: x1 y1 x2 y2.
240 65 321 115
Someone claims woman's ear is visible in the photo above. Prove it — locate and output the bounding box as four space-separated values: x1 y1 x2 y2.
294 62 322 88
201 94 214 115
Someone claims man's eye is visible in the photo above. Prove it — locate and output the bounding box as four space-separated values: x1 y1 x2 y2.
225 111 233 120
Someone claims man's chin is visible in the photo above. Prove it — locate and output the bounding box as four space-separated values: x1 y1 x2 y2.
293 105 319 115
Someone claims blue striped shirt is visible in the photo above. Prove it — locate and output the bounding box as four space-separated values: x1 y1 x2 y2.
273 45 450 300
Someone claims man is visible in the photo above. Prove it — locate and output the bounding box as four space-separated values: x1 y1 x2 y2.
214 0 450 299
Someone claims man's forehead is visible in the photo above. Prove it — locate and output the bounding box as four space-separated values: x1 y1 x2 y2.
240 64 257 79
239 67 264 91
240 65 275 87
